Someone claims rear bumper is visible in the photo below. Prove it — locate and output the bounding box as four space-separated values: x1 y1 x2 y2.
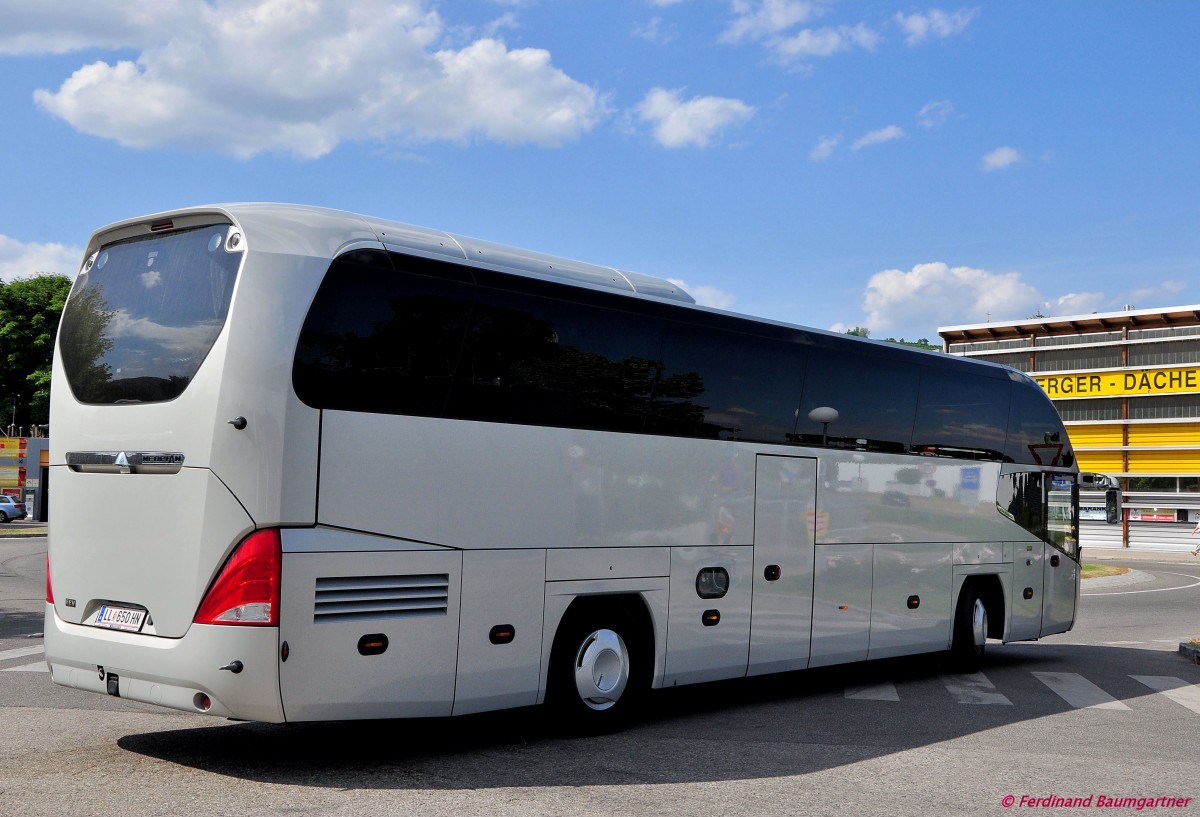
44 603 285 722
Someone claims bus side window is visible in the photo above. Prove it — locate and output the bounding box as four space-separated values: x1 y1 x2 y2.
293 252 474 416
795 351 918 452
448 277 665 434
996 472 1046 541
653 320 806 444
912 368 1010 460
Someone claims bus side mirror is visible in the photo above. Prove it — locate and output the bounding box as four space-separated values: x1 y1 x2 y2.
1105 488 1122 525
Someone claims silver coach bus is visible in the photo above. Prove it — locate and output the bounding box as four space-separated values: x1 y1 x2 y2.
44 204 1119 730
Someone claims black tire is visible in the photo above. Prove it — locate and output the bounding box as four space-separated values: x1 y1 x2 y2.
0 511 9 523
547 604 648 735
951 582 988 673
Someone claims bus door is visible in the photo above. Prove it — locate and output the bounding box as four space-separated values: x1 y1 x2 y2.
1009 540 1044 641
748 454 817 676
1042 474 1080 634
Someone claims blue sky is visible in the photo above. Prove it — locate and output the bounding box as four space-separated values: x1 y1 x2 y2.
1 1 1197 341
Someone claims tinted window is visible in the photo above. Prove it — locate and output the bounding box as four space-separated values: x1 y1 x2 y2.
1006 379 1074 467
1047 473 1079 557
651 320 806 443
60 226 241 404
294 249 1040 464
293 251 474 416
997 471 1045 540
795 352 918 452
912 368 1011 460
447 276 665 433
996 471 1079 557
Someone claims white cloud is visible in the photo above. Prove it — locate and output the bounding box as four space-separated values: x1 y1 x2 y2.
637 87 755 148
1048 292 1107 316
851 125 904 150
668 278 737 310
480 12 520 38
862 262 1042 332
851 262 1189 335
894 7 979 46
721 0 821 43
721 1 878 67
0 235 83 282
982 146 1021 171
1043 281 1189 318
633 16 676 44
772 23 880 61
1119 280 1188 310
917 99 953 128
0 0 191 55
810 133 841 161
16 0 604 158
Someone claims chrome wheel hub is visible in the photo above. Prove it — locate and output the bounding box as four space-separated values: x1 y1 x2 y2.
573 628 630 711
971 598 987 648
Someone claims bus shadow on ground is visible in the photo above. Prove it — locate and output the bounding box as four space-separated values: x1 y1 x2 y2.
116 643 1196 790
0 609 45 639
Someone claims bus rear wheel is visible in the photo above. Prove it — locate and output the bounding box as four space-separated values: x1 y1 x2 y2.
548 604 646 733
951 582 988 672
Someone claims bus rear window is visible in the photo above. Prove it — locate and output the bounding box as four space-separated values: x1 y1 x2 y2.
59 226 242 404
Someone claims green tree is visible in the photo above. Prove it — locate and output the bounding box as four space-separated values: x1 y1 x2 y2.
0 274 73 429
846 327 870 338
882 336 940 351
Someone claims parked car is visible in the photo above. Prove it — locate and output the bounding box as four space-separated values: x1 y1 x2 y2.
0 494 26 522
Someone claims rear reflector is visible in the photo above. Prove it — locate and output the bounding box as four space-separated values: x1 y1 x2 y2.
193 529 281 626
46 554 53 604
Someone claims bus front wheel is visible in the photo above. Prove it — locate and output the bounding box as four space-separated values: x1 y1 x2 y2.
548 604 646 733
951 582 988 672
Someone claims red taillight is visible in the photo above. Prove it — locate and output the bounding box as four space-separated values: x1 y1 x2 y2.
193 529 281 626
46 553 54 604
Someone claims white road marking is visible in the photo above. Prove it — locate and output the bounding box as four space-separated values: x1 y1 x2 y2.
844 681 899 701
1083 571 1200 596
1130 675 1200 715
0 645 45 662
1033 671 1130 709
939 672 1012 705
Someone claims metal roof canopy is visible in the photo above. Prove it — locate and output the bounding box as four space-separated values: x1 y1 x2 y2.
939 304 1200 344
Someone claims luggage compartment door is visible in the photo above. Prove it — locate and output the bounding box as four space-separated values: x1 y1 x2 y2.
279 548 462 721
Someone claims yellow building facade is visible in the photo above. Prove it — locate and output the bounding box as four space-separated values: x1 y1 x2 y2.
940 304 1200 550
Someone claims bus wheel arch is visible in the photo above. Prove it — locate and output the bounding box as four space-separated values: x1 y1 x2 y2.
546 593 654 732
951 575 1003 671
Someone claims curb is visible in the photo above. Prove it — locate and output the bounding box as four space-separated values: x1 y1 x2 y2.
1179 643 1200 665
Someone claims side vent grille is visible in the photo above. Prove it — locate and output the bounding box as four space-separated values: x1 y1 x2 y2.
314 574 449 622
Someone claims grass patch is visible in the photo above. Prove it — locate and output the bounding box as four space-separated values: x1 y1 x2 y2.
1081 563 1130 580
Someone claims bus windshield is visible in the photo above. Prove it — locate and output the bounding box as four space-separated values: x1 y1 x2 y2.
59 226 242 404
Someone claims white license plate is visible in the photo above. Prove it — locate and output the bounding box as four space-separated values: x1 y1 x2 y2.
95 605 146 632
